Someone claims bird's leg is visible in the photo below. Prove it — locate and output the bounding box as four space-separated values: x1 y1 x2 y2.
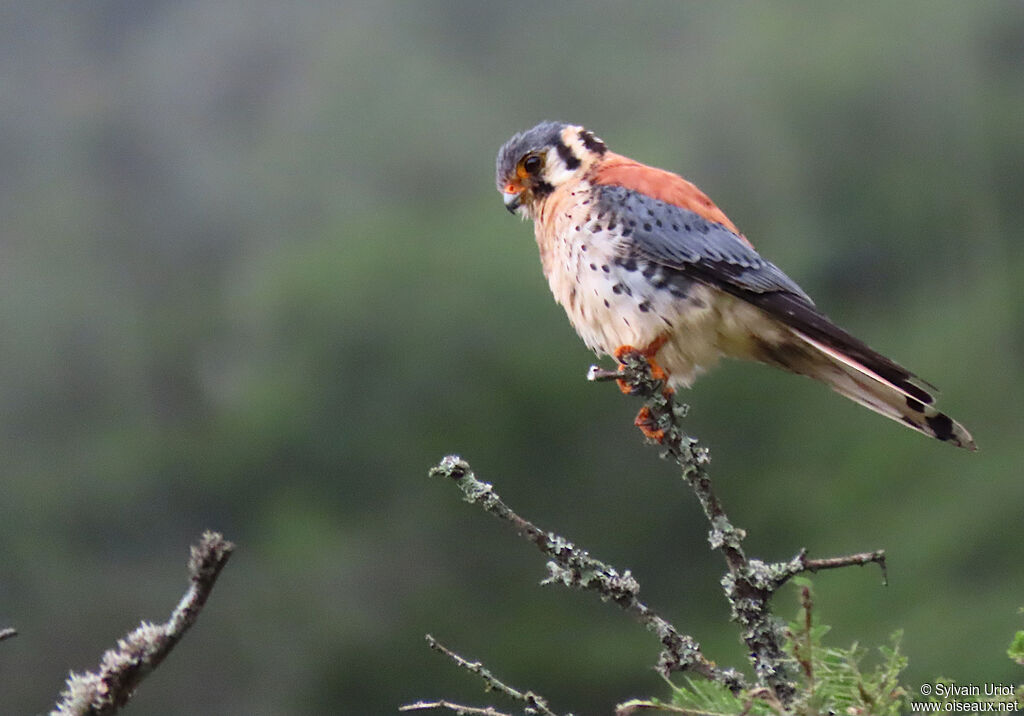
613 334 674 442
631 405 666 442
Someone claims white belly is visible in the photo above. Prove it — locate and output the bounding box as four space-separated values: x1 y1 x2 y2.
537 206 789 387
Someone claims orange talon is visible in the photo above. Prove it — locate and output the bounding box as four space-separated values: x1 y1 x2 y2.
634 406 666 442
614 344 641 393
614 334 673 394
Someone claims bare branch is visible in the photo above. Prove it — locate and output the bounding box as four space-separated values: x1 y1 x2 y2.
400 700 513 716
50 531 234 716
423 635 558 716
429 456 745 690
767 548 888 589
0 627 17 643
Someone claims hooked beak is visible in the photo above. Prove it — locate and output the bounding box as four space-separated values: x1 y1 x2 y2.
502 190 522 214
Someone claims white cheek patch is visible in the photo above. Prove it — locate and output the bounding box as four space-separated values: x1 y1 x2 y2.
543 146 578 186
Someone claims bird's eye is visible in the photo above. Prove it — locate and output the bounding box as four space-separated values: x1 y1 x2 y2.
522 154 543 176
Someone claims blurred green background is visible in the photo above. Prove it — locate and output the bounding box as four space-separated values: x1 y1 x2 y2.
2 2 1022 714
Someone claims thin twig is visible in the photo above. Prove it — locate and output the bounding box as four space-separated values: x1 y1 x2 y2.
424 635 558 716
799 549 887 584
50 531 234 716
791 585 814 689
760 547 888 592
399 700 513 716
430 456 745 690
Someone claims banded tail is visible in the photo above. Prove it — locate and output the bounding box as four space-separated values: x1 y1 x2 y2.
786 329 976 450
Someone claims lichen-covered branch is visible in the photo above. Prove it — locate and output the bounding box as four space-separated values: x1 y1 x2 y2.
50 531 234 716
429 456 745 690
421 353 888 713
596 352 886 706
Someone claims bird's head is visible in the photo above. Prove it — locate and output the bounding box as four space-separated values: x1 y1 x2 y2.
495 121 607 219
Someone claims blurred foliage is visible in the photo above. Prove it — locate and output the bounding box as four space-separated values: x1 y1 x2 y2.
1009 609 1024 667
1 2 1022 714
666 581 909 715
665 584 1022 716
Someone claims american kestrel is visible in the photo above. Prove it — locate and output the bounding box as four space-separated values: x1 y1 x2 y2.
496 121 975 450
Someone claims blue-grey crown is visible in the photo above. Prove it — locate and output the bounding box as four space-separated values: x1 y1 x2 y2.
495 121 570 187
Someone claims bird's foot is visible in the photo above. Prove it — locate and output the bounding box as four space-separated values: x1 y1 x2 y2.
613 335 671 395
612 336 676 443
633 405 666 442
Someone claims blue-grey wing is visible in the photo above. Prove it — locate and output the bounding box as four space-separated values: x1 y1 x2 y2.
593 184 814 304
593 184 936 404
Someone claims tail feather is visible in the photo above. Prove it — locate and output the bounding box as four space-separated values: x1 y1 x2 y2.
742 290 940 405
785 330 976 450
